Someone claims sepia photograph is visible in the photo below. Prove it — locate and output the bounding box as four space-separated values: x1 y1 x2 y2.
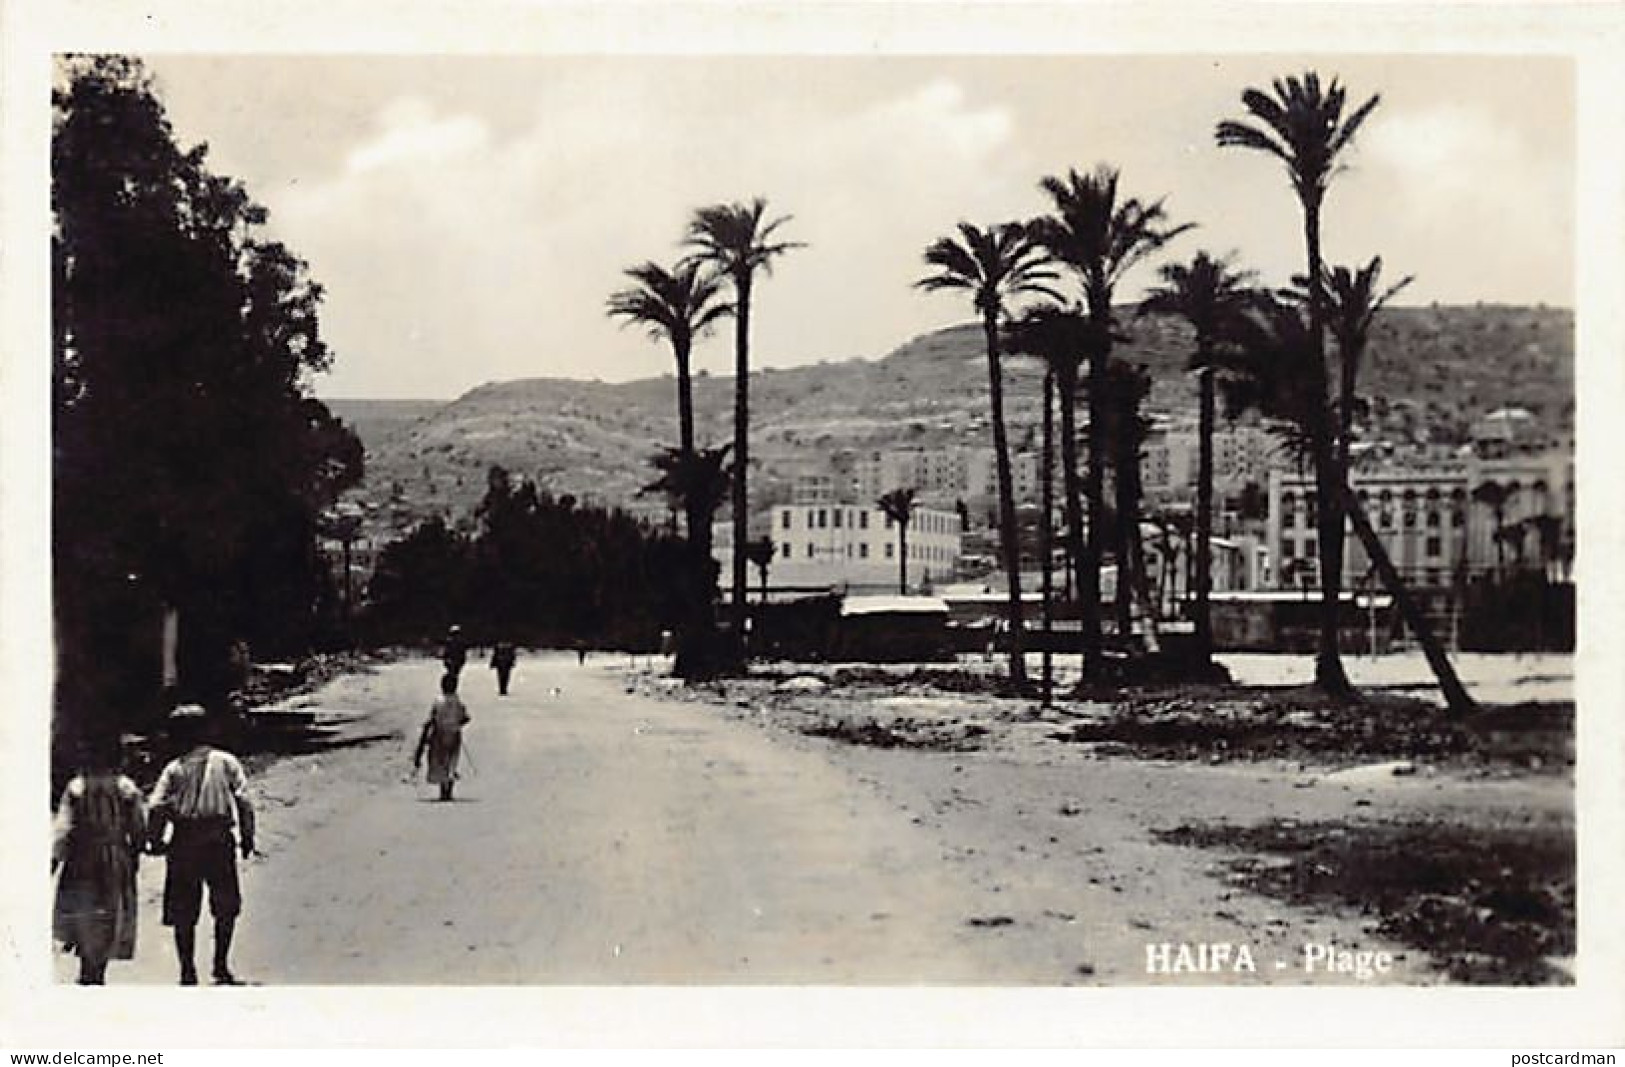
3 0 1623 1051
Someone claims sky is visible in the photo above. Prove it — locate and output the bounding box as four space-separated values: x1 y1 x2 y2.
140 53 1575 400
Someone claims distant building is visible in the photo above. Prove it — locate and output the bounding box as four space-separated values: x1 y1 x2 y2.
1264 447 1573 590
716 500 963 594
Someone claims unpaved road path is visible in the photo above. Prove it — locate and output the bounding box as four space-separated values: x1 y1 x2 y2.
58 654 1565 986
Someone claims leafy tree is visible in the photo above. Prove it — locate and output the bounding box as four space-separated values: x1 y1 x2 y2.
1139 251 1256 661
1031 166 1191 678
685 198 801 655
916 221 1058 689
53 56 361 759
877 488 918 594
1217 70 1381 696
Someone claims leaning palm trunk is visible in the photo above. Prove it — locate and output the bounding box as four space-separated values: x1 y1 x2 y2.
982 311 1028 688
1340 482 1475 713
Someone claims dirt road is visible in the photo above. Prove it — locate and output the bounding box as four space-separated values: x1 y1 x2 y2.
61 654 1564 986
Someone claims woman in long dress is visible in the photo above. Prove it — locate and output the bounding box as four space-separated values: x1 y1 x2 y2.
52 735 145 985
414 671 470 801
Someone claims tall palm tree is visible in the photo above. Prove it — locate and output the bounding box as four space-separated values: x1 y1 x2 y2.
1139 251 1256 662
1100 360 1157 649
646 444 733 681
1004 305 1091 680
877 488 917 594
1032 166 1191 679
1217 70 1381 696
685 198 802 654
1039 365 1056 705
1286 256 1415 482
606 260 732 462
1223 297 1473 712
916 221 1058 689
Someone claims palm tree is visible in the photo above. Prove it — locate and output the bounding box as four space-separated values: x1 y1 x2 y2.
1223 297 1473 712
1039 365 1056 705
916 221 1058 689
606 260 732 462
646 444 732 681
1139 251 1256 662
744 536 776 603
1217 70 1381 696
1004 305 1091 679
1100 360 1158 650
1031 165 1192 679
877 488 917 594
685 198 802 653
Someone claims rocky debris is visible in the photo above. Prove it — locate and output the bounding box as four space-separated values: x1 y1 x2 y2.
803 714 988 752
1050 689 1572 773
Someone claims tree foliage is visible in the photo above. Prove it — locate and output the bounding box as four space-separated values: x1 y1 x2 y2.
52 56 363 749
363 468 689 651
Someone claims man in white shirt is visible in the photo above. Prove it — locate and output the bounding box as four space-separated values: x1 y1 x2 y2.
147 703 256 986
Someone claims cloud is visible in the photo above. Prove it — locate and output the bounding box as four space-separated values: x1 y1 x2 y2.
345 98 491 174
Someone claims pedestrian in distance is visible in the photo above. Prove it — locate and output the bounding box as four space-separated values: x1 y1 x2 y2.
146 703 256 986
490 640 517 696
574 639 588 666
51 733 146 986
414 672 471 802
442 624 468 679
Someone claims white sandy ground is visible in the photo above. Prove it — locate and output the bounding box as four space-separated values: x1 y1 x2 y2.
53 652 1569 987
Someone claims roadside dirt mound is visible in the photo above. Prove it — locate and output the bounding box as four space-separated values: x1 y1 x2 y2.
1156 817 1574 985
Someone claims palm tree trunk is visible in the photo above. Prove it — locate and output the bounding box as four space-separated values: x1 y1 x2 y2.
1195 363 1215 659
1114 439 1134 643
674 337 696 457
729 273 752 655
1341 481 1475 713
983 313 1027 688
897 525 908 594
1057 364 1089 679
1303 196 1352 696
1041 368 1055 706
1083 334 1106 678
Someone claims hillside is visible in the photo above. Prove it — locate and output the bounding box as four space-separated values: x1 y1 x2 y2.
347 304 1572 530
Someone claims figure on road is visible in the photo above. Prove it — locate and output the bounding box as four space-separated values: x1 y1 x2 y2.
574 639 588 666
415 672 471 802
52 734 146 985
490 640 517 696
146 703 256 986
441 624 468 679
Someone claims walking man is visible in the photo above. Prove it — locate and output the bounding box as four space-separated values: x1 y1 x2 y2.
489 640 517 696
147 703 255 986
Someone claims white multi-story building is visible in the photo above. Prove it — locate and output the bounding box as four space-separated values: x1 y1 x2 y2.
1264 448 1573 590
716 501 963 594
